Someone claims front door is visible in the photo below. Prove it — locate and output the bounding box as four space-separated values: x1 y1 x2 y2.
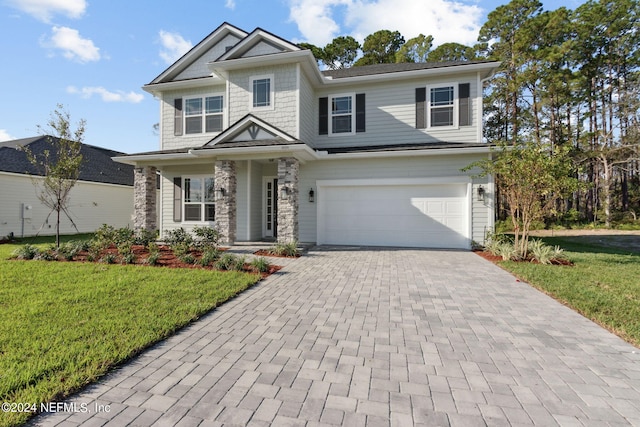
263 177 278 238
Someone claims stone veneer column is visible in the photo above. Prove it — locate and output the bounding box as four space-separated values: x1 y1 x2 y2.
215 160 236 244
133 166 157 233
277 157 299 243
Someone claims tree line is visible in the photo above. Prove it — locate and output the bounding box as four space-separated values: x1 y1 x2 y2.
304 0 640 228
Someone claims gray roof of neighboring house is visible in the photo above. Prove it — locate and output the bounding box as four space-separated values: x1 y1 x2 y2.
321 60 496 79
0 136 134 186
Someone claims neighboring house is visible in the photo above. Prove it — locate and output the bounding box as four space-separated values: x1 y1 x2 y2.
0 136 136 238
115 22 499 249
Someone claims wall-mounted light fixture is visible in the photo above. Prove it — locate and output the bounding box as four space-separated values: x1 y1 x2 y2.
280 186 289 200
215 187 226 199
477 185 485 201
308 188 315 203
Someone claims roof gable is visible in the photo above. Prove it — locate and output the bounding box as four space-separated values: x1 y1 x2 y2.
150 22 248 84
215 28 300 62
203 114 297 147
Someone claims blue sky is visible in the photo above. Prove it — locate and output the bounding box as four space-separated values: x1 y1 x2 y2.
0 0 577 154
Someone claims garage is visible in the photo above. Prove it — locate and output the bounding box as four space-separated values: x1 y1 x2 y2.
317 180 470 249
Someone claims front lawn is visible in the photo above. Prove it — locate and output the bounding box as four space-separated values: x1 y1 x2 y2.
0 235 261 427
497 236 640 348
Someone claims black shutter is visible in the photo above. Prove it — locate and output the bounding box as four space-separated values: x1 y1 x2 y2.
319 97 328 135
174 98 183 136
173 177 182 222
415 88 426 129
459 83 471 126
355 93 365 133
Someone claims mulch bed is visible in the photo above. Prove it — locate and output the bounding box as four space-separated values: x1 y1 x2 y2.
473 250 573 266
53 245 282 278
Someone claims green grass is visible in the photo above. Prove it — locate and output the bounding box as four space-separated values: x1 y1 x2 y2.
498 236 640 348
0 235 260 427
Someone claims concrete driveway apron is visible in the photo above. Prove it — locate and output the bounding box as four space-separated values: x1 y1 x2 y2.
31 247 640 426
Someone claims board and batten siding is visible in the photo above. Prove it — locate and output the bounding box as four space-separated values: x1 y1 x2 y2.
312 72 480 150
297 153 490 245
0 172 133 238
228 64 299 137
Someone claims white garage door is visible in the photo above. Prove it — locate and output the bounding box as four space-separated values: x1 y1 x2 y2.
318 183 469 249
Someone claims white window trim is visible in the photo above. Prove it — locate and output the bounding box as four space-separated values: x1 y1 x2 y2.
328 92 355 136
249 74 274 111
182 175 216 224
426 83 458 130
183 92 225 137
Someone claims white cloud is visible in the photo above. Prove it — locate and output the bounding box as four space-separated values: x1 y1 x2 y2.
158 30 193 65
288 0 349 46
42 26 100 62
288 0 482 47
67 86 144 103
0 129 14 142
225 0 236 10
6 0 86 22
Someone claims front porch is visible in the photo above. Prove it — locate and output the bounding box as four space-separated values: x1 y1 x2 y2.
132 155 310 246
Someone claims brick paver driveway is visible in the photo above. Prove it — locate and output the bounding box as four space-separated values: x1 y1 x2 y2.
32 248 640 426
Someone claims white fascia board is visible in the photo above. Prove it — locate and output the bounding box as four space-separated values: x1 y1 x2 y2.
142 76 224 96
320 62 500 88
151 24 248 84
189 144 317 162
209 50 324 80
112 152 198 165
315 145 492 160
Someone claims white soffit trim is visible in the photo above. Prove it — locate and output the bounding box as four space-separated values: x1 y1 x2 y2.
314 146 492 160
150 23 248 85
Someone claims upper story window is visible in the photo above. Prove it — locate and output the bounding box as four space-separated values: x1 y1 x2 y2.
415 83 470 130
183 176 215 222
331 94 354 135
250 74 274 110
428 84 457 128
319 93 366 136
182 94 224 135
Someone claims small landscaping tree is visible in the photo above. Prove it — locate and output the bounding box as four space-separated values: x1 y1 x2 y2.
465 141 579 258
21 104 86 248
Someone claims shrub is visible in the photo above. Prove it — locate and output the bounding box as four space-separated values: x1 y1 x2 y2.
193 225 220 249
145 247 161 266
11 244 39 260
268 241 299 257
165 228 194 257
179 253 196 265
165 228 193 247
216 253 238 271
251 257 270 273
121 253 136 265
199 247 221 267
100 253 117 264
233 256 247 271
528 239 554 264
494 241 519 261
57 241 83 260
135 229 158 247
35 248 58 261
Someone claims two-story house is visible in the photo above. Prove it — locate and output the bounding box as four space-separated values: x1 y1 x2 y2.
115 22 499 249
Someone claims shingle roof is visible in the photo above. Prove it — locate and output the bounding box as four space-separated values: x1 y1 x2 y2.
0 136 134 186
323 141 491 154
321 60 496 79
